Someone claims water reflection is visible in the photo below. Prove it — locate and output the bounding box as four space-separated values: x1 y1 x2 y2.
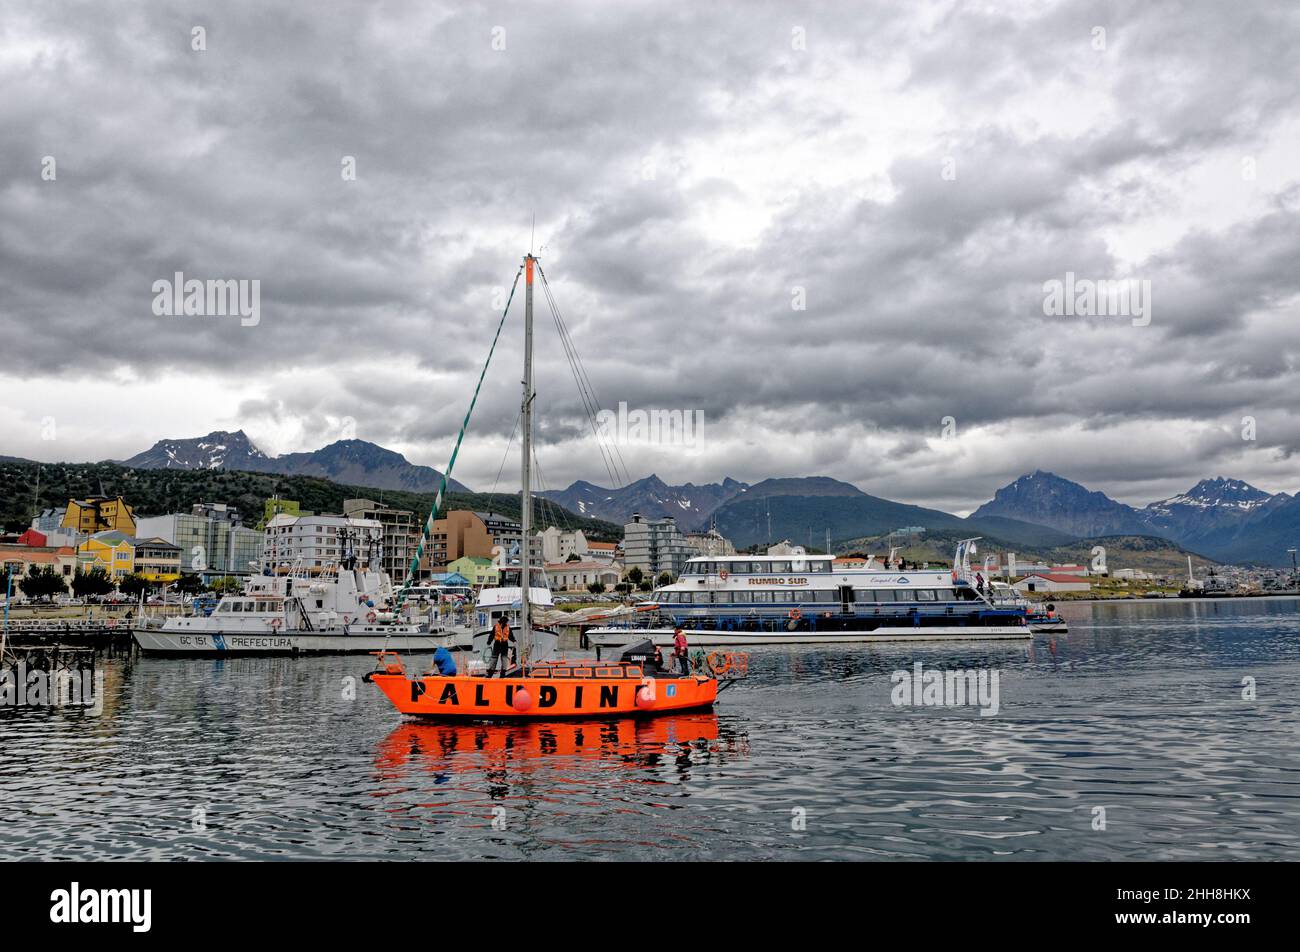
375 713 748 782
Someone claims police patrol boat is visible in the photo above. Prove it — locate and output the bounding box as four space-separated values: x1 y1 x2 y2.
131 555 464 655
585 538 1031 649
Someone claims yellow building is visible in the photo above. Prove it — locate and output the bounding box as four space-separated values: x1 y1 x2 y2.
78 531 136 580
134 537 182 583
62 496 137 535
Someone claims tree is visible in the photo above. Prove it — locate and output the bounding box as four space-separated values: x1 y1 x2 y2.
210 576 242 595
656 571 672 587
72 567 114 598
119 574 149 599
174 573 205 595
614 582 632 594
20 565 68 601
638 580 653 592
586 582 605 594
626 566 644 586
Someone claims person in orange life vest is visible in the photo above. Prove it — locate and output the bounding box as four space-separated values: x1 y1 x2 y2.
672 627 690 675
486 616 514 678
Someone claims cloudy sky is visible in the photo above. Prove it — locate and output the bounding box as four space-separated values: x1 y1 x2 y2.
3 0 1299 514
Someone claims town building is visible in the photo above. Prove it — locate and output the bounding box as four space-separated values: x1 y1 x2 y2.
586 541 619 563
260 497 311 529
344 498 417 580
0 545 78 584
685 521 736 557
424 510 524 576
535 526 588 563
1011 572 1091 594
28 512 79 548
133 537 183 583
622 513 691 578
136 504 262 579
78 530 136 579
61 496 137 536
261 513 385 572
545 560 623 592
445 555 498 587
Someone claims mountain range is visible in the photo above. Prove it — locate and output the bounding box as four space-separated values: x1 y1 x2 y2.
972 471 1298 566
51 430 1300 566
121 430 471 495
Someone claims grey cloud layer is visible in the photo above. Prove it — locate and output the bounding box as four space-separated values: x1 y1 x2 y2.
3 0 1300 509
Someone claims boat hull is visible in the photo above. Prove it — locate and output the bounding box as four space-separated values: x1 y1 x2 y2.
586 624 1032 649
131 626 460 655
368 671 717 719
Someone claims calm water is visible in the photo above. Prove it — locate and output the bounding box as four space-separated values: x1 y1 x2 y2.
3 598 1298 861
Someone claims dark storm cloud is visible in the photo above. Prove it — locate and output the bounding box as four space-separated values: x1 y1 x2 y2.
3 0 1300 508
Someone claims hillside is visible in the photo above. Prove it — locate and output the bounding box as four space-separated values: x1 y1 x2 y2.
0 459 620 541
837 526 1216 575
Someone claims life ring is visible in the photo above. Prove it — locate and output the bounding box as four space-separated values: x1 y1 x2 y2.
788 608 802 621
270 618 283 631
707 651 730 676
366 611 377 623
719 570 729 580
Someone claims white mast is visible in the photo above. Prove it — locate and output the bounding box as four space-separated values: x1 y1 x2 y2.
519 253 536 663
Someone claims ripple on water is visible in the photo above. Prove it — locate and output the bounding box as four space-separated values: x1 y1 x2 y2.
2 598 1299 860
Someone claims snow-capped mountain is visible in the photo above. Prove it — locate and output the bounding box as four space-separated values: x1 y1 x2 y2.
974 472 1295 563
122 431 470 494
122 430 269 470
1145 477 1274 514
537 475 748 526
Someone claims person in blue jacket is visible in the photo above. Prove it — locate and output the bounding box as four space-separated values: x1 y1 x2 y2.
431 645 457 677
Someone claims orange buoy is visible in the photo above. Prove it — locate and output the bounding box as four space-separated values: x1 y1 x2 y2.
512 687 533 712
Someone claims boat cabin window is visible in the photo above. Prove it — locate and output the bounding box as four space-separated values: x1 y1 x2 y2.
814 589 836 602
753 591 775 603
810 561 831 574
217 602 231 613
731 591 752 603
790 590 815 603
894 589 915 601
231 601 244 612
770 561 790 574
916 589 937 601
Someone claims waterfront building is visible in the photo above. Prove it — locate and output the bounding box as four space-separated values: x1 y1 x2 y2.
344 498 417 580
261 513 385 572
136 504 263 579
535 526 588 563
545 560 623 592
260 497 309 529
133 537 183 583
61 496 136 536
29 511 79 548
78 530 136 579
445 555 498 587
622 512 691 578
1011 572 1091 594
424 510 524 576
0 545 78 584
685 521 735 557
586 541 619 563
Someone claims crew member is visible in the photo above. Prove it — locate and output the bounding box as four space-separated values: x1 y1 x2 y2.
431 645 457 677
486 616 514 678
672 627 690 676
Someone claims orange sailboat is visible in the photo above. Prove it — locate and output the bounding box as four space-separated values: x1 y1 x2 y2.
368 252 746 721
